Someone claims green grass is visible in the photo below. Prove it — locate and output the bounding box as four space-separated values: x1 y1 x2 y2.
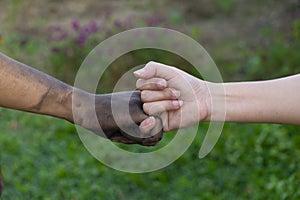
1 3 300 198
1 108 299 199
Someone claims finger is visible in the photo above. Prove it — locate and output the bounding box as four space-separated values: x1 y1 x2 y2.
110 137 137 144
128 90 149 122
136 78 167 90
139 116 156 135
142 131 163 146
112 117 163 146
143 100 183 115
134 61 178 80
141 88 180 102
142 117 163 146
110 133 139 144
142 140 159 146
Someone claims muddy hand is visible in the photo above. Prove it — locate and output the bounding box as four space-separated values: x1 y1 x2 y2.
74 90 163 146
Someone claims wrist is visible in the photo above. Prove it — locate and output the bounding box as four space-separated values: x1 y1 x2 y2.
71 90 100 127
201 81 212 122
71 91 115 136
202 81 226 122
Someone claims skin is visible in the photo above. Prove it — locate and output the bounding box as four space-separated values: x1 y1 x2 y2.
134 61 300 131
0 53 163 195
0 52 162 145
71 90 163 145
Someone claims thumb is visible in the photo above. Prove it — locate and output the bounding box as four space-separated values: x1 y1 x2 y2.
139 116 156 134
134 61 176 80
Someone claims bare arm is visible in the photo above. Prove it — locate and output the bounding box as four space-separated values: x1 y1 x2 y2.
0 53 163 146
134 62 300 131
0 52 73 121
210 74 300 125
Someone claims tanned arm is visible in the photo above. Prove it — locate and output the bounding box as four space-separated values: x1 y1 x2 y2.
0 53 163 145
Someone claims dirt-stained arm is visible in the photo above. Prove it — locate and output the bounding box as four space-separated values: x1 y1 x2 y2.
0 52 74 121
0 52 163 145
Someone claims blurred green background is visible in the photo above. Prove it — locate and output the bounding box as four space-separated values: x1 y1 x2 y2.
0 0 300 199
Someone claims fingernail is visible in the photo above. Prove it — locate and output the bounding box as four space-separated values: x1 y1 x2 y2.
141 116 155 128
134 68 146 76
170 88 180 98
172 100 183 107
157 79 167 88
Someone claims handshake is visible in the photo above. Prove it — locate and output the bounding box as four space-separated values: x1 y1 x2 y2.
1 53 299 196
1 52 298 148
1 52 209 148
76 61 207 146
1 52 213 196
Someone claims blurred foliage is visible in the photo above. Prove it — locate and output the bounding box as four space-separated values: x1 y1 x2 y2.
0 0 300 199
0 109 299 199
46 13 167 85
243 21 300 80
216 23 300 81
47 20 102 83
216 0 235 14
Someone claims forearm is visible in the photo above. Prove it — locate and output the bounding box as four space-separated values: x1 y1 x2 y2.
0 53 161 145
208 74 300 125
0 52 74 122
